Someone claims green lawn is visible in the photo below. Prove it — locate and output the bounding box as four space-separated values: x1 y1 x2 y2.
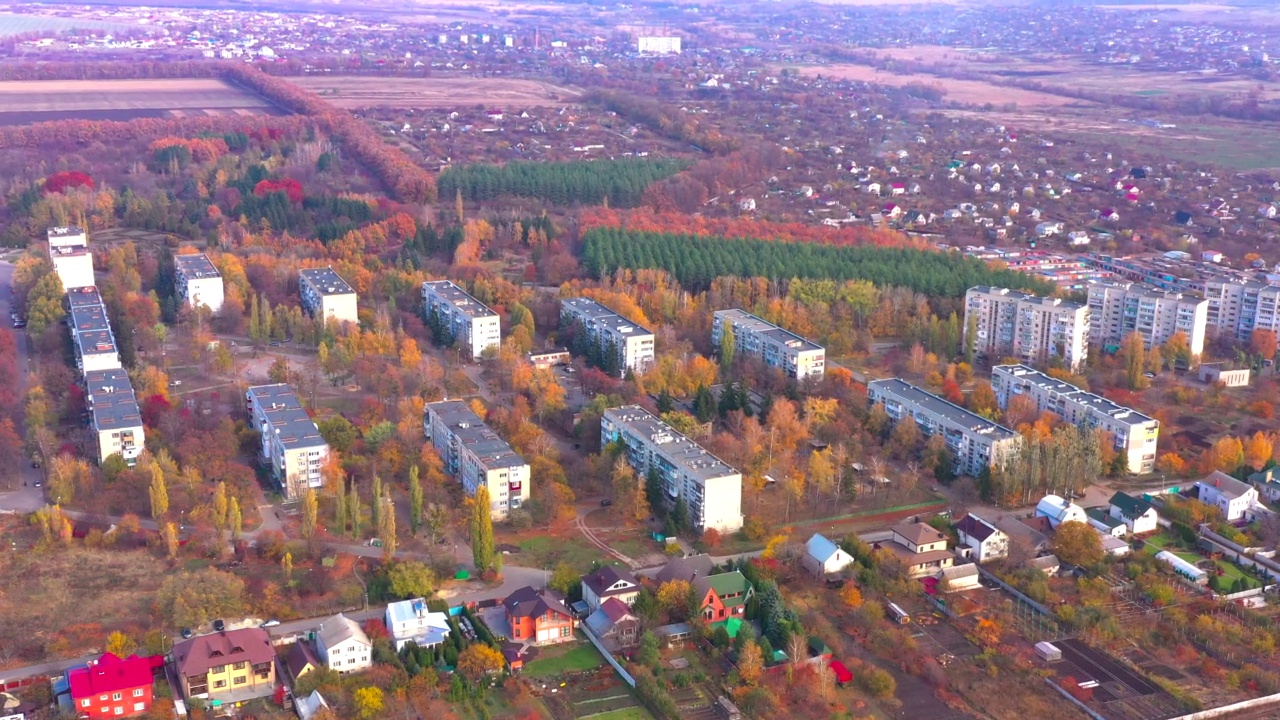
1143 532 1179 550
514 536 610 572
583 708 655 720
524 642 606 679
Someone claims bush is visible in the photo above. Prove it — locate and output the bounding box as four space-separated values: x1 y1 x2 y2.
741 517 768 541
857 665 897 699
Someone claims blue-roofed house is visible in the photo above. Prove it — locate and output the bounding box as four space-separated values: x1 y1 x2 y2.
803 533 854 576
385 598 451 651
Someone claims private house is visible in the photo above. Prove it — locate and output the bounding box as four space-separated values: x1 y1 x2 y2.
583 598 641 651
1109 492 1159 535
694 571 754 623
954 514 1009 563
803 534 855 576
316 614 371 674
1098 532 1132 558
655 554 715 585
1086 508 1128 538
67 653 158 719
172 629 276 703
1249 467 1280 504
1031 555 1061 576
581 566 640 612
1195 471 1261 521
504 586 576 646
938 564 981 593
886 521 954 578
385 598 451 652
1034 494 1087 529
284 641 320 685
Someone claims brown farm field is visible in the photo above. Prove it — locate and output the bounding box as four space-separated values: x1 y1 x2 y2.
287 75 581 109
791 63 1090 109
0 78 281 125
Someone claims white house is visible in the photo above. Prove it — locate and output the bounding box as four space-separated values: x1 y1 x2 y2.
1035 494 1087 529
1195 471 1261 521
803 534 855 576
316 613 371 674
938 564 981 593
953 514 1009 562
580 565 640 611
385 598 451 651
886 521 954 578
1086 508 1128 538
1108 492 1159 535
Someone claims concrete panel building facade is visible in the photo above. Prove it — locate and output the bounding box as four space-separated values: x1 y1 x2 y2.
867 379 1021 477
84 368 144 466
963 287 1090 371
47 226 94 291
560 298 655 377
67 286 122 375
991 364 1159 474
601 405 742 534
1086 282 1207 356
245 384 329 499
711 309 825 381
299 267 358 325
421 280 501 359
173 253 225 312
424 400 530 520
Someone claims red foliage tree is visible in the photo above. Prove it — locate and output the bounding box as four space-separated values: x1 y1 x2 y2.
44 171 94 193
253 178 304 204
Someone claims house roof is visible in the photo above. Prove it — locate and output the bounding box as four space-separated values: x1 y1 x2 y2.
584 598 636 636
317 613 369 652
940 563 979 581
1198 471 1254 500
581 565 639 599
172 629 275 678
285 641 320 681
656 554 715 585
892 521 946 547
1030 555 1060 572
503 586 571 620
694 571 752 608
992 515 1049 549
1035 494 1084 522
1109 491 1154 519
954 514 999 542
68 653 155 699
805 533 847 564
1086 507 1125 530
296 690 329 720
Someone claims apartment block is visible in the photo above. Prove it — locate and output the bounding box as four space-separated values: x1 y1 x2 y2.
84 368 144 466
1086 282 1207 356
711 309 825 381
299 267 358 325
67 286 121 375
867 379 1021 477
245 384 329 499
421 280 501 359
47 226 94 291
601 405 743 534
560 297 655 377
173 253 225 312
991 364 1159 474
963 287 1090 371
424 400 530 520
1203 279 1280 348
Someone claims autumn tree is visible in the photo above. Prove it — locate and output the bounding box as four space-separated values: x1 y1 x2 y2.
154 567 247 626
1252 329 1278 361
380 497 397 560
408 464 423 535
301 487 318 542
353 687 385 720
211 481 228 533
968 380 999 419
387 560 436 599
149 463 169 520
611 456 649 523
1208 436 1245 473
889 416 922 460
228 497 242 541
456 644 504 684
719 320 735 371
1162 331 1193 369
656 579 693 621
1051 520 1104 567
1245 432 1273 472
26 271 65 336
470 485 496 573
105 631 135 658
1121 331 1148 390
737 638 764 686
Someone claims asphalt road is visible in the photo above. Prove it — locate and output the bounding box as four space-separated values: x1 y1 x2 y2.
0 260 45 512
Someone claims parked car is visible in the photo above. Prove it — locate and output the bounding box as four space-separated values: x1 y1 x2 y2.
600 498 614 507
213 619 226 632
260 619 280 628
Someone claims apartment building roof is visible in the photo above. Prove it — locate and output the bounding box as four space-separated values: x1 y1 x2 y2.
561 297 653 337
1088 281 1204 303
47 225 85 239
84 369 142 431
714 308 823 353
993 365 1156 429
868 379 1018 440
174 253 221 279
422 280 497 318
299 267 355 296
603 405 739 482
67 285 104 309
70 302 118 357
426 400 527 470
246 384 326 450
968 286 1085 312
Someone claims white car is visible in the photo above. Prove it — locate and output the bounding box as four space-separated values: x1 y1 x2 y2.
260 619 280 628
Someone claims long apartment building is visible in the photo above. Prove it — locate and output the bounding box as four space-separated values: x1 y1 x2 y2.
560 298 655 377
963 287 1090 371
991 365 1159 474
424 400 530 520
1202 278 1280 348
47 226 94 291
711 309 825 381
84 368 144 466
601 405 742 534
173 253 225 312
421 280 501 360
1086 282 1207 355
67 286 122 374
299 267 358 325
245 384 329 499
867 379 1022 477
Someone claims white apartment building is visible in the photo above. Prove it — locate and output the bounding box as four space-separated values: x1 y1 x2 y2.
421 280 501 359
245 384 329 499
1086 282 1207 356
315 614 372 674
424 400 530 520
560 298 655 377
299 267 358 325
1203 279 1280 349
867 379 1022 477
67 286 121 375
84 368 144 466
963 287 1090 371
637 36 681 54
711 309 825 381
991 365 1159 474
47 226 94 291
173 253 225 312
601 405 743 534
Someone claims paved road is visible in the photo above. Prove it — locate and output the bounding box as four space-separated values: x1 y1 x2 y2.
0 261 45 512
0 652 98 686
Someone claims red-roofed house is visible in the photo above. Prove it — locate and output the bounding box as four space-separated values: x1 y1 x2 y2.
67 653 158 718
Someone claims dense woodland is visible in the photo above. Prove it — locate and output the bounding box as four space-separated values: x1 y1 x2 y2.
438 158 687 208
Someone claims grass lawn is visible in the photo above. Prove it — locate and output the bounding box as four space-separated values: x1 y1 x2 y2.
1214 560 1250 583
584 708 655 720
514 536 610 572
524 641 606 679
1143 532 1179 550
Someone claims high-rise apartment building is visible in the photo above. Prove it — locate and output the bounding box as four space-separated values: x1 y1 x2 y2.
560 298 655 377
47 226 94 290
299 267 358 325
424 400 530 520
1086 282 1207 355
245 384 329 499
84 368 144 466
421 280 501 359
963 287 1089 370
173 253 225 312
1203 279 1280 347
711 309 825 381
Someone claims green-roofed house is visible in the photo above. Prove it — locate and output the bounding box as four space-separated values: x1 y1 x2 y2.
1108 491 1159 535
1085 507 1127 539
694 571 754 623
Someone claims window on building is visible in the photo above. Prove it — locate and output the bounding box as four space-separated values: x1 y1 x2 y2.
82 700 90 708
134 702 145 712
233 661 246 670
213 680 226 689
114 707 124 716
133 689 144 698
560 626 572 638
211 664 225 674
234 676 247 685
113 693 122 701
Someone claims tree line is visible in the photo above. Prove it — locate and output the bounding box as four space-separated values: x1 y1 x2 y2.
581 226 1056 297
438 157 687 208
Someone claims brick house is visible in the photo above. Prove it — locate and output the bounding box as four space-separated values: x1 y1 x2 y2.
694 571 754 622
172 629 276 703
503 586 576 646
68 653 159 719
